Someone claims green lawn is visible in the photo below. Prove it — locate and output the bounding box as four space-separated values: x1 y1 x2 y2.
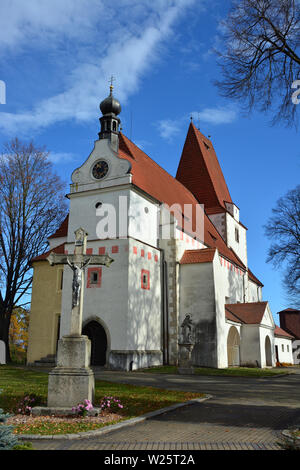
0 365 204 435
138 365 291 377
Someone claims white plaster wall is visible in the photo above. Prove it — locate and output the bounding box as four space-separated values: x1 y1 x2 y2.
275 337 294 364
225 212 247 267
128 191 159 248
240 325 261 366
213 254 229 368
248 280 262 302
179 261 218 367
68 187 131 243
175 229 206 261
259 327 275 368
219 256 245 304
48 236 67 250
60 239 129 351
127 239 161 351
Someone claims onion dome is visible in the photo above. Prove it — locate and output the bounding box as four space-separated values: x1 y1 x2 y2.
100 85 121 116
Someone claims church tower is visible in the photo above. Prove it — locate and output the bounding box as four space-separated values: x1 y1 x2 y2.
98 82 121 152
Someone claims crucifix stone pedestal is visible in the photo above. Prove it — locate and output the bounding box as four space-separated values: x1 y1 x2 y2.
33 228 113 415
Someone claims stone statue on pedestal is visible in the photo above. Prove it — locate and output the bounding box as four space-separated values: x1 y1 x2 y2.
178 314 195 375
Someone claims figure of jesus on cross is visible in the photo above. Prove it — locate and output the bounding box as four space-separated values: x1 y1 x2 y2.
47 227 113 336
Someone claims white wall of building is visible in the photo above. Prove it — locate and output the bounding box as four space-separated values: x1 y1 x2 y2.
60 238 129 350
128 190 159 248
275 336 294 364
179 260 219 367
248 280 262 302
225 212 248 267
127 238 161 351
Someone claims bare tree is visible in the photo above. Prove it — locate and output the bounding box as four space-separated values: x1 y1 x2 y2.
0 138 68 362
215 0 300 126
265 185 300 306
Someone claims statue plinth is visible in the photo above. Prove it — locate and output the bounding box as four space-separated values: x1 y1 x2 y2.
178 341 195 375
47 334 94 408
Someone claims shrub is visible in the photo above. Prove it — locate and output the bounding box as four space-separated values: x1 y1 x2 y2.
15 393 43 415
0 390 19 450
72 399 93 417
99 396 124 413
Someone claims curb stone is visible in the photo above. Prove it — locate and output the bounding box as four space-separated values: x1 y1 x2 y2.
18 395 212 441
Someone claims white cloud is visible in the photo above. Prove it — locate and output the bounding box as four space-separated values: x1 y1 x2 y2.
157 119 181 141
157 105 238 141
48 152 76 164
191 106 237 125
0 0 197 135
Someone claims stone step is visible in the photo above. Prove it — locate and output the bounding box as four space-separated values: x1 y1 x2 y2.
33 354 56 366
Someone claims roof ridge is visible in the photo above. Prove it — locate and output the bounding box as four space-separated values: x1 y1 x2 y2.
120 133 199 201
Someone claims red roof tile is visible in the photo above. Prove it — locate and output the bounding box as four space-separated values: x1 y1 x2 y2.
176 123 232 211
247 268 263 287
48 215 69 239
119 133 246 271
31 243 65 263
180 248 217 264
277 308 300 314
274 326 294 339
225 302 268 324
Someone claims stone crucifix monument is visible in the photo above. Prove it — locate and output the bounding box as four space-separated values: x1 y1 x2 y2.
40 228 113 413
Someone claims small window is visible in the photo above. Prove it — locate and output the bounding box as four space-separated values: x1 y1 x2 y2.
287 345 289 352
141 269 150 290
87 267 102 288
235 227 239 243
113 121 117 131
282 344 284 352
90 271 99 284
57 269 64 292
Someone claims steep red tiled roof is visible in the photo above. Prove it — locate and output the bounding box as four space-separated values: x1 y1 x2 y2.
176 123 232 211
225 302 268 324
180 248 217 264
274 326 294 339
119 133 245 270
31 243 65 263
48 215 69 239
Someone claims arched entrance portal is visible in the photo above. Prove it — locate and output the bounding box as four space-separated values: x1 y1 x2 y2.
265 335 272 366
82 321 107 366
227 326 240 367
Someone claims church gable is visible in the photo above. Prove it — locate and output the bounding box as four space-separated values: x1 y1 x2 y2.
71 138 131 190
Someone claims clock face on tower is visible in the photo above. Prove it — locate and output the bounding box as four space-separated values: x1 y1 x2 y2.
92 160 109 180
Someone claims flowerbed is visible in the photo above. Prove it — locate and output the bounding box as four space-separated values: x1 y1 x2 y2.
7 410 124 435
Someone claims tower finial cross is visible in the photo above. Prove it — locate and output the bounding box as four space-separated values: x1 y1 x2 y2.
109 75 115 93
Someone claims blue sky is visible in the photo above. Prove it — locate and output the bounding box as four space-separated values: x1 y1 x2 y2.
0 0 299 323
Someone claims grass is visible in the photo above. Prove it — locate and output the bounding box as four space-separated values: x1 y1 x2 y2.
138 365 291 377
0 365 204 435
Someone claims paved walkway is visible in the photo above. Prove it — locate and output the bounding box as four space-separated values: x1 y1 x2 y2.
27 368 300 451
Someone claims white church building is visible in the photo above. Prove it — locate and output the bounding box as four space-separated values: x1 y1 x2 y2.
27 86 294 370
